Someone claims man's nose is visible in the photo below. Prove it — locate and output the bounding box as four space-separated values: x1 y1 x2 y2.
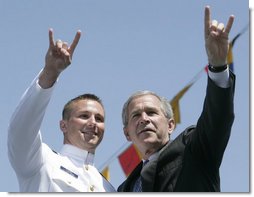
140 112 150 125
87 116 96 126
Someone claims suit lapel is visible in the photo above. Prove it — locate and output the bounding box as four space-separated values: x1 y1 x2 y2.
121 162 143 192
141 158 158 192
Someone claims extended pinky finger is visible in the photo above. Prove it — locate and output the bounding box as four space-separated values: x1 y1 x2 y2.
69 30 81 55
48 28 55 47
224 15 234 34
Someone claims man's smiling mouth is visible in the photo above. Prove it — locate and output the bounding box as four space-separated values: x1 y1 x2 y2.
81 129 96 135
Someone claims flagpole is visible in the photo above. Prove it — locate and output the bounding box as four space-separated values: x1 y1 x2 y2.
231 24 249 45
189 67 207 85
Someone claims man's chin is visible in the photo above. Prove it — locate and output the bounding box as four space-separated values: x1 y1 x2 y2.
86 139 101 148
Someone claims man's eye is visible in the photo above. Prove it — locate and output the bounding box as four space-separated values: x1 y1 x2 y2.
80 114 89 119
96 116 104 123
131 113 139 119
147 111 157 115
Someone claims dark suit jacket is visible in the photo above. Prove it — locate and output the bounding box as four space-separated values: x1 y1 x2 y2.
118 72 235 192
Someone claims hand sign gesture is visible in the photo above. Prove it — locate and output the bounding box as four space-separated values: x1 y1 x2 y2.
39 29 81 88
45 28 81 72
204 6 234 67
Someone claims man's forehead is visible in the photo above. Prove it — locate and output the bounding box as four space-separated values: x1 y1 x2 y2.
129 95 161 110
131 94 160 103
72 99 104 111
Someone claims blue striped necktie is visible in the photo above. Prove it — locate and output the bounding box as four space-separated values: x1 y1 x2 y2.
133 160 149 192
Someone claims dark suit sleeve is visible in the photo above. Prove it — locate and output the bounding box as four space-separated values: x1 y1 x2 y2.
188 71 235 169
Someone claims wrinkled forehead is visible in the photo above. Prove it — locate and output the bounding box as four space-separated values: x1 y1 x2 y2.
128 94 162 112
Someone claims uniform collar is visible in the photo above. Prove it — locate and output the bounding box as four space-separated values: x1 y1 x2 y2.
60 144 95 165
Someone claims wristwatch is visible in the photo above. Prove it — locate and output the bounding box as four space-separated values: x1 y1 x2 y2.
208 64 228 73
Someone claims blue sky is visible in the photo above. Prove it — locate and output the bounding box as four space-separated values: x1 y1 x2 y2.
0 0 249 192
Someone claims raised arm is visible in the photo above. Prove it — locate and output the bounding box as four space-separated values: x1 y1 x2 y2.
8 29 81 178
39 28 81 88
204 6 234 67
190 7 235 169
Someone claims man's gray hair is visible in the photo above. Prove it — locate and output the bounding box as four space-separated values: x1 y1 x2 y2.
122 90 174 127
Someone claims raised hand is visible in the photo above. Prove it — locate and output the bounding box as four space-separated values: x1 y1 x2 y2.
204 6 234 67
45 28 81 72
39 29 81 88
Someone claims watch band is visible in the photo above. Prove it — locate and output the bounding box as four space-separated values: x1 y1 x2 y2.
208 64 228 73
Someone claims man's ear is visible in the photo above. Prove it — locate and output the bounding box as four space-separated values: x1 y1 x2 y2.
124 127 131 141
168 118 175 135
60 120 67 133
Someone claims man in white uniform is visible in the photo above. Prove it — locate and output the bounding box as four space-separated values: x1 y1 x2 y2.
7 29 116 192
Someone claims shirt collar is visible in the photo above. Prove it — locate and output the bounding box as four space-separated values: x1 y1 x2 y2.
146 151 159 162
60 144 95 165
145 140 171 162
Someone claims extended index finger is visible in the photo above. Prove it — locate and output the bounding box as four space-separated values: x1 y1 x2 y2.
204 6 211 37
69 30 82 55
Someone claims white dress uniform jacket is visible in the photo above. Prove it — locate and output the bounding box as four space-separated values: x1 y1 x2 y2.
7 72 116 192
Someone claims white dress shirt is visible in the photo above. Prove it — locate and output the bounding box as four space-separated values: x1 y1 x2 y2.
208 67 230 88
7 72 116 192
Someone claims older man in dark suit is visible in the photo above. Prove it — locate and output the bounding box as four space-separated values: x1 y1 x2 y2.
118 6 235 192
